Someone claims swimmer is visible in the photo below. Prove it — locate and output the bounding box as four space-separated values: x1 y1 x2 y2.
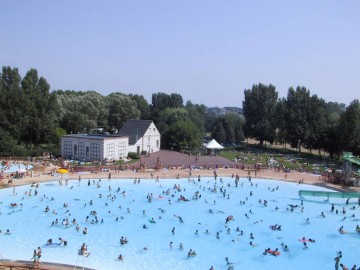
117 254 124 261
249 241 257 247
59 237 67 247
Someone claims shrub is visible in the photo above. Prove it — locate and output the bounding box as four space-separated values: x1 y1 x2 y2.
127 152 139 160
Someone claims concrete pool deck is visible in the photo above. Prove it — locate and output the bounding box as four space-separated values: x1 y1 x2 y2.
0 259 95 270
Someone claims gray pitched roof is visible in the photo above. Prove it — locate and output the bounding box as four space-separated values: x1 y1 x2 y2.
117 120 154 145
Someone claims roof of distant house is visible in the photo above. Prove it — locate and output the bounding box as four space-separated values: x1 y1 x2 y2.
117 120 154 145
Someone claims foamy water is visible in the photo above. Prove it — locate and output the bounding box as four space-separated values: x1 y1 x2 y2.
0 176 359 270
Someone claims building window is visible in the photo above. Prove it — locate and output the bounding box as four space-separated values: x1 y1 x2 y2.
73 145 77 156
156 140 159 147
86 146 90 157
63 141 72 158
148 136 150 142
106 143 115 160
90 143 101 160
118 142 127 159
78 142 84 159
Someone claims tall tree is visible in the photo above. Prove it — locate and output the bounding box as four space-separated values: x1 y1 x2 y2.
302 95 327 154
283 86 311 149
162 120 202 150
338 99 360 156
107 92 140 130
185 101 207 135
129 94 151 120
0 66 25 143
321 102 344 158
21 68 58 148
243 83 278 145
150 92 184 124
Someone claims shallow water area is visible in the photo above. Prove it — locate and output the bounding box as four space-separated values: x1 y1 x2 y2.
0 162 33 173
0 177 359 270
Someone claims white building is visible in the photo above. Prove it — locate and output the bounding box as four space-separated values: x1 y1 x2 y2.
117 120 161 155
61 134 129 161
60 120 160 161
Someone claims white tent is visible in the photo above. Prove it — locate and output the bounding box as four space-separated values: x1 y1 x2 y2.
205 139 224 149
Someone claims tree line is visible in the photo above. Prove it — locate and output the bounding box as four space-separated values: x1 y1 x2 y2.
243 83 360 158
0 66 359 158
0 66 244 156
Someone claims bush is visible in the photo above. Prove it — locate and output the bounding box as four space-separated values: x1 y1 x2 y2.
127 152 139 160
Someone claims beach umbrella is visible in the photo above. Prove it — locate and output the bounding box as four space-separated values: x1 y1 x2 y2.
57 168 69 174
57 168 69 183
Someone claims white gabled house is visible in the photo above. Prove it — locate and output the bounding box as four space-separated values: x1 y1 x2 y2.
117 120 161 155
60 120 161 161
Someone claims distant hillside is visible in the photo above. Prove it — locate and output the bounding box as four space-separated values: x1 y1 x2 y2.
206 107 243 116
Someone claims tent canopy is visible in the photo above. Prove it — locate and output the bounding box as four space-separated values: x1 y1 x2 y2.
205 139 224 149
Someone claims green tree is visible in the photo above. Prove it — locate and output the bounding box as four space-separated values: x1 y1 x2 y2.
158 107 188 133
302 95 327 154
274 98 287 148
150 92 184 124
243 83 278 145
129 94 151 120
162 120 202 150
211 121 226 143
338 99 360 156
21 68 58 148
321 102 345 158
107 92 140 129
283 86 311 149
0 66 25 144
185 101 207 135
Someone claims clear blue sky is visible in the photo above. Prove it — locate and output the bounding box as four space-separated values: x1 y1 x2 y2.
1 1 359 107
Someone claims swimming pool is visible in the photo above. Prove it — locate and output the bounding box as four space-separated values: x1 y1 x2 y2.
0 177 359 270
0 161 33 173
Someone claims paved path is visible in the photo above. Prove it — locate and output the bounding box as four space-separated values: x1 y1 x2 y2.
133 150 240 168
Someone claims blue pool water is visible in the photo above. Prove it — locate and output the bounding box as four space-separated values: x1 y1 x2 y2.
0 177 359 270
0 162 33 173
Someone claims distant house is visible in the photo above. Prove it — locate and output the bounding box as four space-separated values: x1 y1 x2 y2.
60 120 161 161
60 134 129 161
117 120 161 155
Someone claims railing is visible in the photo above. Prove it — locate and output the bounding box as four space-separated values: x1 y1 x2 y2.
299 190 360 199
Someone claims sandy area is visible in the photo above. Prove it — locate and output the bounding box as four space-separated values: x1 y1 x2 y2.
2 163 358 193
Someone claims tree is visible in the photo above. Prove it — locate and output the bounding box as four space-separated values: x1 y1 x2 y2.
158 107 188 133
211 121 226 143
338 99 360 156
243 83 278 145
283 86 311 149
162 120 202 150
21 68 58 148
185 101 207 135
129 94 151 120
302 95 327 154
210 113 245 144
321 102 345 158
0 66 24 144
56 90 109 133
274 98 287 148
150 92 184 124
107 92 140 129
